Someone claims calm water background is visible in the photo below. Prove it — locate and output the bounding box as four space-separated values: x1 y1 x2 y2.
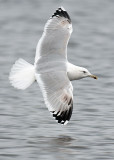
0 0 114 159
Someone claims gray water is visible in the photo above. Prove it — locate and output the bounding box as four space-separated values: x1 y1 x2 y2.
0 0 114 159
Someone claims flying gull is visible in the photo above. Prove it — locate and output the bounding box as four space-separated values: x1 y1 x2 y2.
9 7 97 125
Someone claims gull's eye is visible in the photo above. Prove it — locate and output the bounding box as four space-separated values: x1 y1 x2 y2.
83 71 86 73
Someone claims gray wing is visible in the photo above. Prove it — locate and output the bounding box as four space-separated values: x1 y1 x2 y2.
35 7 72 63
35 71 73 125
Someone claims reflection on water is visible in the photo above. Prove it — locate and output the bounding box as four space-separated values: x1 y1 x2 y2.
51 135 75 144
0 0 114 159
28 135 75 151
27 135 78 159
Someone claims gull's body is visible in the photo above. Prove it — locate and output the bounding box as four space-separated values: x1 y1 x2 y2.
9 7 97 125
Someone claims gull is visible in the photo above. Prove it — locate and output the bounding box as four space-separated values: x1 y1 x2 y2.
9 7 97 125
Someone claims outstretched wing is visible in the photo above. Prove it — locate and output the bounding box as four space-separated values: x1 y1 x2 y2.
35 7 73 63
35 71 73 125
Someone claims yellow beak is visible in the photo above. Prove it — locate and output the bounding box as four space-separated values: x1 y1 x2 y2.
89 75 98 79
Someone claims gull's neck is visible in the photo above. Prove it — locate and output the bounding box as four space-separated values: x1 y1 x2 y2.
67 62 84 81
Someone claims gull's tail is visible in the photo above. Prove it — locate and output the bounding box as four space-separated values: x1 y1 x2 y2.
9 58 35 90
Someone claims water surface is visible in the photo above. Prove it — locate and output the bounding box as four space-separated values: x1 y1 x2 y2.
0 0 114 159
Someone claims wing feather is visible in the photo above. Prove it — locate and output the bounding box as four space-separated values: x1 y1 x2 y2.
35 7 73 125
35 7 73 63
35 72 73 125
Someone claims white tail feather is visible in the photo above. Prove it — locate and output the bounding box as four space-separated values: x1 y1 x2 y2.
9 58 35 90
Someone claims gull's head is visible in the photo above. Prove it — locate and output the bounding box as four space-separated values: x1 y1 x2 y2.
67 63 98 81
79 67 98 80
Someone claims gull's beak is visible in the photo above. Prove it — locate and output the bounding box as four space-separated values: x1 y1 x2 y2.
89 75 98 80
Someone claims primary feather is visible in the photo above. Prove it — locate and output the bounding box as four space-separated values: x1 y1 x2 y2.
35 7 72 63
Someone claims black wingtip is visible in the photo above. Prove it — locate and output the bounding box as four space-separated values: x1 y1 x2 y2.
51 98 73 125
51 7 71 23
